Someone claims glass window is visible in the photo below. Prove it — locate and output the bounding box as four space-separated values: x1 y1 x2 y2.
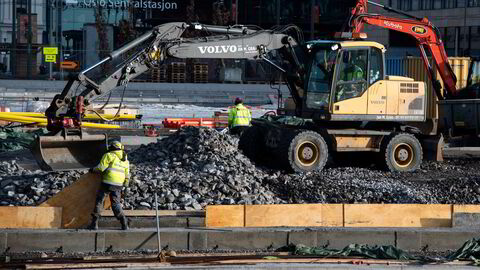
434 0 442 8
369 48 384 85
334 49 368 102
458 0 466 6
305 45 338 109
470 60 480 84
469 0 480 6
423 0 434 8
412 0 420 10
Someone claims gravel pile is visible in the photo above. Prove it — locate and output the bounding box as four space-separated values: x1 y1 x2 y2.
272 161 480 204
2 126 480 209
127 127 284 210
0 160 83 206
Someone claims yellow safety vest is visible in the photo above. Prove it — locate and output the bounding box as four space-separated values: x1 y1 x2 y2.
94 150 130 186
228 104 252 128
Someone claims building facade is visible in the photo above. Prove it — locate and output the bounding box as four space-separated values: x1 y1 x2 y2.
364 0 480 57
0 0 478 80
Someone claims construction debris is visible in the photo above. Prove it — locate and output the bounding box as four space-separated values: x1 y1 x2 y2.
2 127 480 208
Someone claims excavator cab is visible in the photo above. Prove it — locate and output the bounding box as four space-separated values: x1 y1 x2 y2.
282 40 427 123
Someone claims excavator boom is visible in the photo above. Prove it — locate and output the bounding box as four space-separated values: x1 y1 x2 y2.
33 22 304 171
348 0 458 99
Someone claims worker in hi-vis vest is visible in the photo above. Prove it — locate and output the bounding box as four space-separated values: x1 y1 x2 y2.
228 97 252 136
88 140 130 230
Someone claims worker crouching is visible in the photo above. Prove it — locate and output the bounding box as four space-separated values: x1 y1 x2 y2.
228 97 252 136
88 140 130 230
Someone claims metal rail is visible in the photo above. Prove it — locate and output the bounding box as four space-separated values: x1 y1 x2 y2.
1 253 426 269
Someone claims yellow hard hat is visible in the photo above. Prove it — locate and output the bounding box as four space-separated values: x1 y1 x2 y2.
109 140 124 150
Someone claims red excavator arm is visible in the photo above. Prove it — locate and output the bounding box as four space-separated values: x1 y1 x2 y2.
346 0 457 100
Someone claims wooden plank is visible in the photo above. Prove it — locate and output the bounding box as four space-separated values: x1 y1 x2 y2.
245 204 343 227
40 172 110 229
344 204 452 227
101 210 205 217
0 206 62 229
206 205 244 227
453 205 480 213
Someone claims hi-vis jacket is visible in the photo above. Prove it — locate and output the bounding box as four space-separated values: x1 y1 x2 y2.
94 150 130 187
228 104 252 128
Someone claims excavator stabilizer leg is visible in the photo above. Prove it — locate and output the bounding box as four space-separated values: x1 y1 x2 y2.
32 131 108 171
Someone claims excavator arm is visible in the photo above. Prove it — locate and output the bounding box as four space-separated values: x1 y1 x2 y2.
346 0 457 100
35 22 304 171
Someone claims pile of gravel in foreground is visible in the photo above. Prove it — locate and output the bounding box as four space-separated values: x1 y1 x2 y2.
2 126 480 209
0 160 83 206
127 127 284 210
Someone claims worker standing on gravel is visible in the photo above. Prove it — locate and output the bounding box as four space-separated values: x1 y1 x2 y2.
228 97 252 136
88 141 130 230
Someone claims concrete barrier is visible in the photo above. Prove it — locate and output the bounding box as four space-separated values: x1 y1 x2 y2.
1 227 479 253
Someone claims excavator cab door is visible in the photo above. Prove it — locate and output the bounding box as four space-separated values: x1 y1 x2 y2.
331 48 369 115
303 43 340 114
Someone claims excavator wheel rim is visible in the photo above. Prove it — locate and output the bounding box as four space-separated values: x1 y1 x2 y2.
296 141 319 167
393 142 414 168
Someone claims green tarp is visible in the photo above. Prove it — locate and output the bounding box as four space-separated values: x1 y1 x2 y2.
291 239 480 263
0 128 46 153
447 239 480 262
294 244 418 261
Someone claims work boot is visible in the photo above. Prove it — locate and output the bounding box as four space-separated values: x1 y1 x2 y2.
120 216 129 230
87 216 99 230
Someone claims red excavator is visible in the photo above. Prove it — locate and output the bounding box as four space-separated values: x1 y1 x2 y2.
32 1 480 173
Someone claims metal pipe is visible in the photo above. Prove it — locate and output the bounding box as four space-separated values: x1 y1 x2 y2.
12 0 16 77
367 0 422 20
109 30 154 60
155 193 161 254
27 0 32 79
46 0 52 80
6 112 138 120
194 23 255 35
57 0 63 80
81 57 110 74
0 113 121 128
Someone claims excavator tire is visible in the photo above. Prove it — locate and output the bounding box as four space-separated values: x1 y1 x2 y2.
285 130 329 173
381 133 423 172
238 125 265 164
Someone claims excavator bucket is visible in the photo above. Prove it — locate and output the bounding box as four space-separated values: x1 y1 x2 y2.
32 133 108 171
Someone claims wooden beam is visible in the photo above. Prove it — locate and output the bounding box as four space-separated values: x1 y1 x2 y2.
206 205 244 227
245 204 343 227
344 204 452 227
0 206 61 229
101 210 205 217
40 172 109 229
453 204 480 213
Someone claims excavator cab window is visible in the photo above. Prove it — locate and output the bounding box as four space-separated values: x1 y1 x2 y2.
470 60 480 86
369 47 384 85
305 45 338 109
334 49 368 102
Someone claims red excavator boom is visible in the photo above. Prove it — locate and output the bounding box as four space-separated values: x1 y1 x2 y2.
346 0 458 99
